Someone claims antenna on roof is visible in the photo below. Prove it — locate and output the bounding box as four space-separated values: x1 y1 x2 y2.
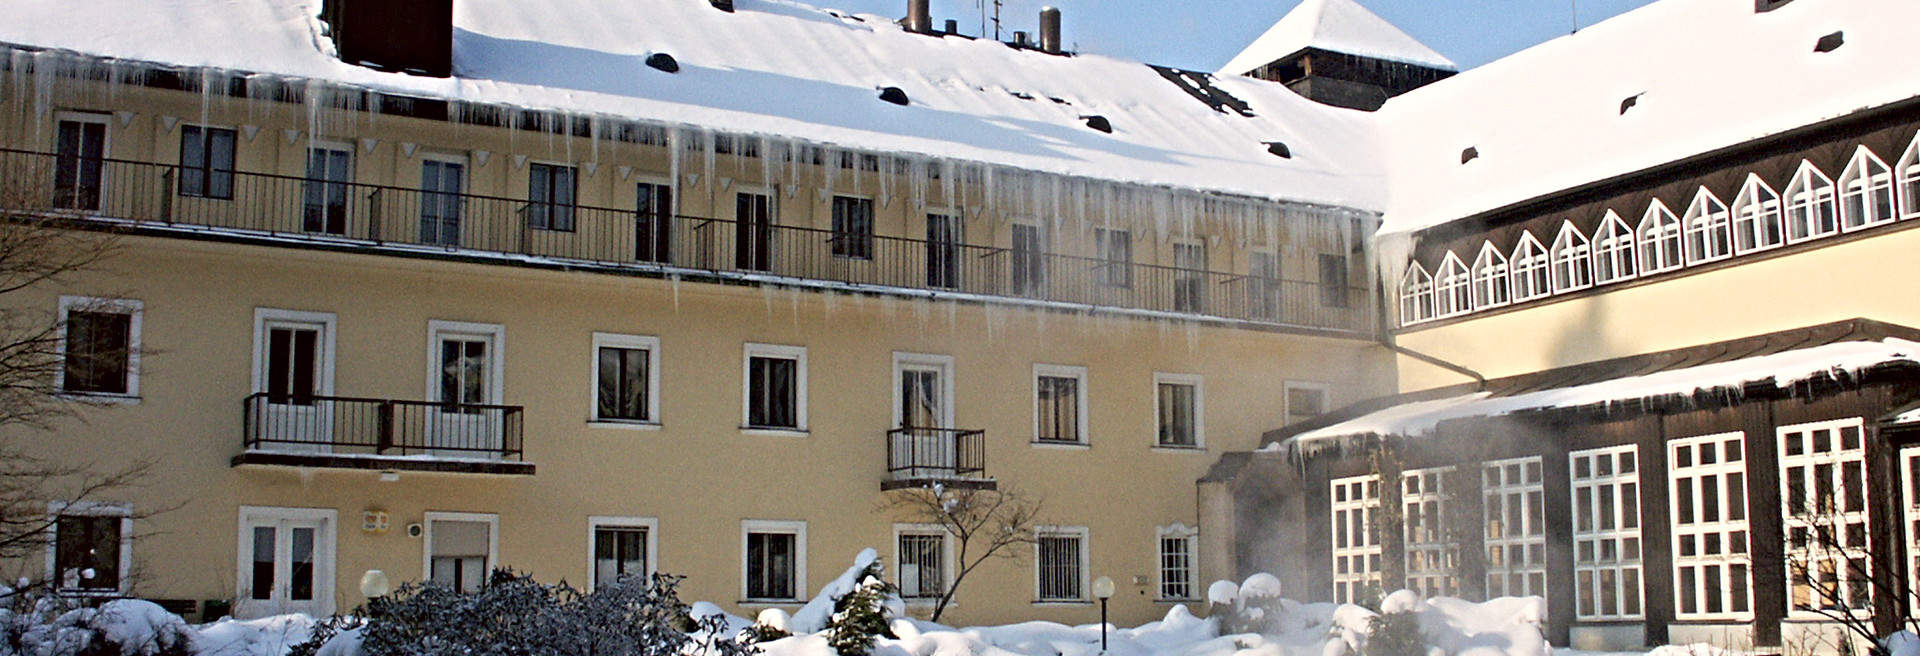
1569 0 1579 33
992 0 1004 39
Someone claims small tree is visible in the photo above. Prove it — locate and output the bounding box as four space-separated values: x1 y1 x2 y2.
823 561 897 656
880 484 1041 622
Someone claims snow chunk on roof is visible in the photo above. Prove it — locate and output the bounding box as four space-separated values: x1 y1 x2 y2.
1275 337 1920 453
1376 0 1920 236
1218 0 1455 75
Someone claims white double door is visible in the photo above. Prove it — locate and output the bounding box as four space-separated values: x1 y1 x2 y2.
237 507 335 619
894 354 956 476
426 322 506 457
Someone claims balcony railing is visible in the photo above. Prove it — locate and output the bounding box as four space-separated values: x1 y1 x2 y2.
239 393 527 471
884 426 990 490
0 148 1373 333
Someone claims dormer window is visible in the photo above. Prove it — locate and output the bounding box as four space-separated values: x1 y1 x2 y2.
1399 262 1434 325
1509 232 1551 302
1782 161 1837 243
1683 188 1733 264
1590 211 1637 285
1897 131 1920 221
1730 174 1783 254
1837 146 1895 231
1470 242 1511 310
1434 253 1471 318
1636 199 1684 275
1549 222 1593 293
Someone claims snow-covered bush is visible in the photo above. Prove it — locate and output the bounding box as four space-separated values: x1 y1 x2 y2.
745 609 791 643
1365 609 1422 656
821 561 896 656
0 594 192 656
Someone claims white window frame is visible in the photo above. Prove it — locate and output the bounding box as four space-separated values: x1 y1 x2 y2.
1669 432 1754 621
421 511 499 589
1590 211 1638 285
1330 474 1383 605
1470 242 1511 310
1399 261 1434 325
56 295 142 401
1683 187 1734 265
1401 466 1458 598
1778 417 1872 619
1156 523 1199 601
1570 446 1643 621
251 308 338 397
1483 456 1547 599
425 320 505 404
44 501 132 596
741 343 808 434
1731 174 1784 255
892 352 956 429
892 523 955 604
1151 372 1204 450
1033 525 1090 604
1783 160 1839 244
1283 380 1330 426
234 505 338 617
1838 146 1897 232
1899 446 1920 619
586 515 659 591
52 111 112 192
1433 252 1471 317
1548 221 1594 293
589 333 662 428
1636 199 1685 275
1508 232 1551 302
1899 131 1920 221
1032 364 1089 447
740 519 807 603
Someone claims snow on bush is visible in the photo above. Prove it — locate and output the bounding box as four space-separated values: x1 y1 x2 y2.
0 598 193 656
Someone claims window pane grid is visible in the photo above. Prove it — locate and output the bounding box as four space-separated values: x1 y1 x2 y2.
1158 534 1195 600
1780 418 1872 617
1571 446 1642 620
1037 535 1083 601
1403 467 1458 598
1670 432 1753 620
1035 374 1081 443
1485 457 1548 600
898 533 944 599
1330 475 1382 604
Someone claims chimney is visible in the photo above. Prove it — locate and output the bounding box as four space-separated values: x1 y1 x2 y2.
1039 7 1062 54
1013 30 1030 47
944 19 959 35
904 0 932 34
324 0 453 77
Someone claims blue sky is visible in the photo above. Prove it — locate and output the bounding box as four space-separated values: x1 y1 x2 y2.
801 0 1660 71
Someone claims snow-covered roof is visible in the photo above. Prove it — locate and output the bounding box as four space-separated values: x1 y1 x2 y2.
1375 0 1920 236
0 0 1386 211
1217 0 1455 75
1274 337 1920 454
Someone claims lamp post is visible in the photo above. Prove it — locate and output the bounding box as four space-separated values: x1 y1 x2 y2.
360 569 392 616
1092 575 1115 653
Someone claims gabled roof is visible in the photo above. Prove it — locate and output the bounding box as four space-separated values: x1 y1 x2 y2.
1217 0 1455 76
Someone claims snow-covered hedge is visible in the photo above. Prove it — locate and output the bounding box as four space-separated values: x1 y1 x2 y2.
0 597 193 656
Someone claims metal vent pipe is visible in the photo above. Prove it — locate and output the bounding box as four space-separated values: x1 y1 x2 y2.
905 0 932 33
1039 7 1062 54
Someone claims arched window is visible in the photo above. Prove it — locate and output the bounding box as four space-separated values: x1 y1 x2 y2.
1838 146 1895 231
1470 242 1510 310
1549 222 1593 293
1731 174 1783 254
1591 211 1637 284
1783 161 1837 243
1897 131 1920 221
1637 199 1684 274
1434 252 1471 317
1400 262 1434 325
1509 232 1550 302
1683 188 1732 264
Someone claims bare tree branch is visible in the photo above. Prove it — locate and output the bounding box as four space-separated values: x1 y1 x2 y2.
880 485 1042 622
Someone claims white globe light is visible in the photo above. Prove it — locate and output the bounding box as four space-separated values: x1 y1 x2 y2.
1091 575 1115 599
359 569 391 598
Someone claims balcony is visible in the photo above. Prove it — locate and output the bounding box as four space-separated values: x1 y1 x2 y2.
883 426 992 491
233 393 533 475
0 149 1375 335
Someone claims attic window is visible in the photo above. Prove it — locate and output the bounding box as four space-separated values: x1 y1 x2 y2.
1814 31 1844 53
1264 141 1292 159
645 53 680 74
1461 147 1480 164
878 87 910 106
1082 115 1113 134
1619 94 1641 115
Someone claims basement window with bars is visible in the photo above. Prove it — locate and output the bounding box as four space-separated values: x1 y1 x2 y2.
1484 457 1546 598
1571 446 1643 620
1330 475 1382 605
1036 528 1087 602
896 529 946 600
1780 418 1872 618
1403 467 1458 598
1157 525 1198 601
1669 433 1753 620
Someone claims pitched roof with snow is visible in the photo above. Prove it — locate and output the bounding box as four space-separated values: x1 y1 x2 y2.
1217 0 1455 76
1375 0 1920 236
0 0 1386 211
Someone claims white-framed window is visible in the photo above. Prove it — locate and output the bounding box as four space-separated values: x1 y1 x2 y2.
588 516 658 590
742 519 806 602
1402 467 1458 598
592 333 661 426
424 511 498 593
1838 146 1897 232
893 524 952 602
1509 232 1551 302
1899 447 1920 616
57 296 142 399
894 352 955 429
1683 187 1734 264
1470 242 1511 310
742 343 807 432
1433 252 1471 317
1034 526 1089 602
1330 475 1382 604
1548 222 1593 293
1284 381 1329 426
1899 131 1920 221
1571 446 1642 620
418 153 469 247
1095 228 1132 288
1153 373 1203 449
1669 433 1752 620
46 502 131 595
236 506 336 618
427 320 504 406
252 309 337 403
1399 262 1434 324
1033 364 1089 445
1779 417 1872 618
1731 174 1784 254
1591 211 1637 284
302 140 354 235
1636 199 1685 275
1484 457 1546 598
1783 161 1839 243
177 124 237 200
1156 524 1199 601
52 111 111 211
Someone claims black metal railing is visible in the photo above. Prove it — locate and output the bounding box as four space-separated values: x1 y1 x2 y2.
0 148 1373 332
241 393 525 459
885 426 987 483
